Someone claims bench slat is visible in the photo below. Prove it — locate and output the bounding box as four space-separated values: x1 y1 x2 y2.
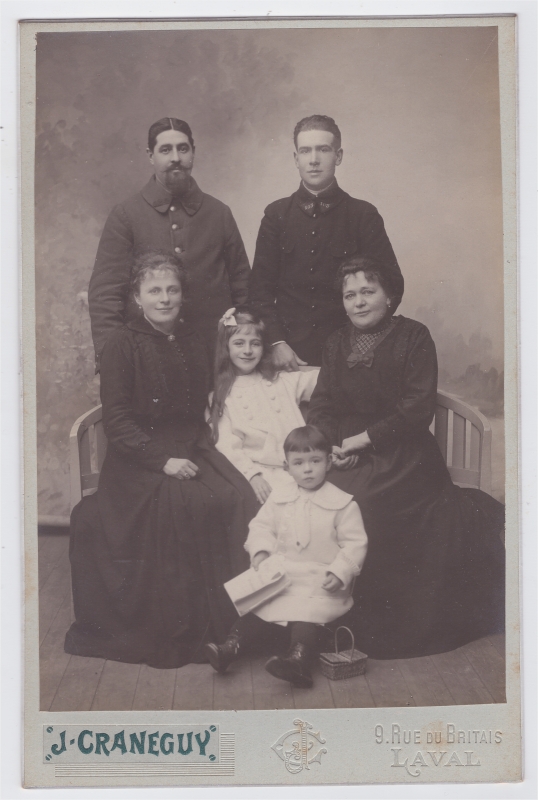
452 414 466 469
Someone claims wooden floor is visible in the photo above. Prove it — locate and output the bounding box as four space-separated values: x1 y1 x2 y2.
39 531 506 712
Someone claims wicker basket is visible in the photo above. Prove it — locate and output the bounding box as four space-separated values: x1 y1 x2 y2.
319 626 368 680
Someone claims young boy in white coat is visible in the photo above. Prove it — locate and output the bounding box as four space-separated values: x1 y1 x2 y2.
205 425 368 688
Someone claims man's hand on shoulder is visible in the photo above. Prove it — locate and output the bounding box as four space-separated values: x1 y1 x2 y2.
272 342 308 372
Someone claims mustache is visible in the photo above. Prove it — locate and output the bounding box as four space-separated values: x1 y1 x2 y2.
166 164 189 173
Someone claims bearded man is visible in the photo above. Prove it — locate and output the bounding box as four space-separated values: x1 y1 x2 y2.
89 117 250 368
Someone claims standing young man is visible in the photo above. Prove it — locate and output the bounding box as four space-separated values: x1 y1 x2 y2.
89 117 250 369
249 115 403 369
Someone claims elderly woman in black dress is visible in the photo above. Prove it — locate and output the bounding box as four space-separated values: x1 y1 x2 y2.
308 257 505 659
65 253 257 669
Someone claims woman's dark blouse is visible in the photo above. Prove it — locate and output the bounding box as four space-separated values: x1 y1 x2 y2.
100 315 210 471
308 315 438 449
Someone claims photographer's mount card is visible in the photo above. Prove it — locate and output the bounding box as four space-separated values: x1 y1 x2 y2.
21 14 520 789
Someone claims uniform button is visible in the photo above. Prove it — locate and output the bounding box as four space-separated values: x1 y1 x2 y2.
172 224 178 230
170 206 176 211
311 305 315 309
311 230 316 235
313 213 317 218
312 323 317 328
311 286 315 290
174 246 181 253
310 268 314 272
311 249 315 254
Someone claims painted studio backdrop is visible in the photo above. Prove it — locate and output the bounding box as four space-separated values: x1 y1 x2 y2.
35 25 505 521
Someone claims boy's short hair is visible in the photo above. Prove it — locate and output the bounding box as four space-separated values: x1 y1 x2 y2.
293 115 342 151
283 425 332 456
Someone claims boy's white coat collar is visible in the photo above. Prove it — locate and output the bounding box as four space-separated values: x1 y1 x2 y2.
270 480 353 510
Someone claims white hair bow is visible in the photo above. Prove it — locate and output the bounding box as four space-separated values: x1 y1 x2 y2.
220 308 237 327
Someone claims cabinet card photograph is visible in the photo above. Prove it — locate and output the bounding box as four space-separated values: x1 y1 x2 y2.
21 14 521 789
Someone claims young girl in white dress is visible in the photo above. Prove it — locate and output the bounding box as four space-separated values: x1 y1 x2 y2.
209 307 320 504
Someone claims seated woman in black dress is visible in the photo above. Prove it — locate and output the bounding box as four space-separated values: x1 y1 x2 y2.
308 256 505 660
65 253 257 669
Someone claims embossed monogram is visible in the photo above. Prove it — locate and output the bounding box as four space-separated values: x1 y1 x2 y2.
271 718 327 774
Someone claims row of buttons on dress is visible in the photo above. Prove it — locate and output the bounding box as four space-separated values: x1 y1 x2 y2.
166 335 192 412
235 380 282 420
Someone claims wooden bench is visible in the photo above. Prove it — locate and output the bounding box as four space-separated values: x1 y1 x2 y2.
69 390 492 511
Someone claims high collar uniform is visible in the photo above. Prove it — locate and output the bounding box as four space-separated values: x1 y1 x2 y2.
249 181 403 365
88 175 250 369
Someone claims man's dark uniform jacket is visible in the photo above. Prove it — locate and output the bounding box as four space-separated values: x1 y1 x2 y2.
249 181 403 366
89 176 250 369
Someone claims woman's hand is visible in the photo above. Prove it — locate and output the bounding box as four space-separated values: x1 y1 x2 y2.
272 342 308 372
163 458 199 480
331 447 360 470
251 551 271 571
250 474 273 504
341 432 371 453
322 571 344 592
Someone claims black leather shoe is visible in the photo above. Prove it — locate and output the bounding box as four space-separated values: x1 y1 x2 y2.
204 635 240 673
265 643 313 688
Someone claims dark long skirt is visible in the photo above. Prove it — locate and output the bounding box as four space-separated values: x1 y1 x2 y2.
65 436 257 669
328 430 505 659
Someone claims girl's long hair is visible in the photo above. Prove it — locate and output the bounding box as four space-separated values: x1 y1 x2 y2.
210 307 277 443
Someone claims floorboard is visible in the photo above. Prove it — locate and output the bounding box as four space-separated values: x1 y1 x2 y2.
365 660 416 708
38 534 69 590
91 660 141 711
397 656 456 707
50 655 105 712
39 550 72 646
213 659 254 710
459 638 506 703
430 648 494 705
132 664 177 711
173 663 214 710
39 593 74 711
328 670 375 709
488 632 506 658
250 657 294 710
292 666 335 709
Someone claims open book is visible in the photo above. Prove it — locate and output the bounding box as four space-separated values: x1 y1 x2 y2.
224 555 291 616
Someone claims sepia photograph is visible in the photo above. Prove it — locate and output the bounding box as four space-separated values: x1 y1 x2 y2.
17 11 523 790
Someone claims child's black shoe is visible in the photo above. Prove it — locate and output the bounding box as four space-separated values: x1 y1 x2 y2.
204 634 240 673
265 643 313 688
